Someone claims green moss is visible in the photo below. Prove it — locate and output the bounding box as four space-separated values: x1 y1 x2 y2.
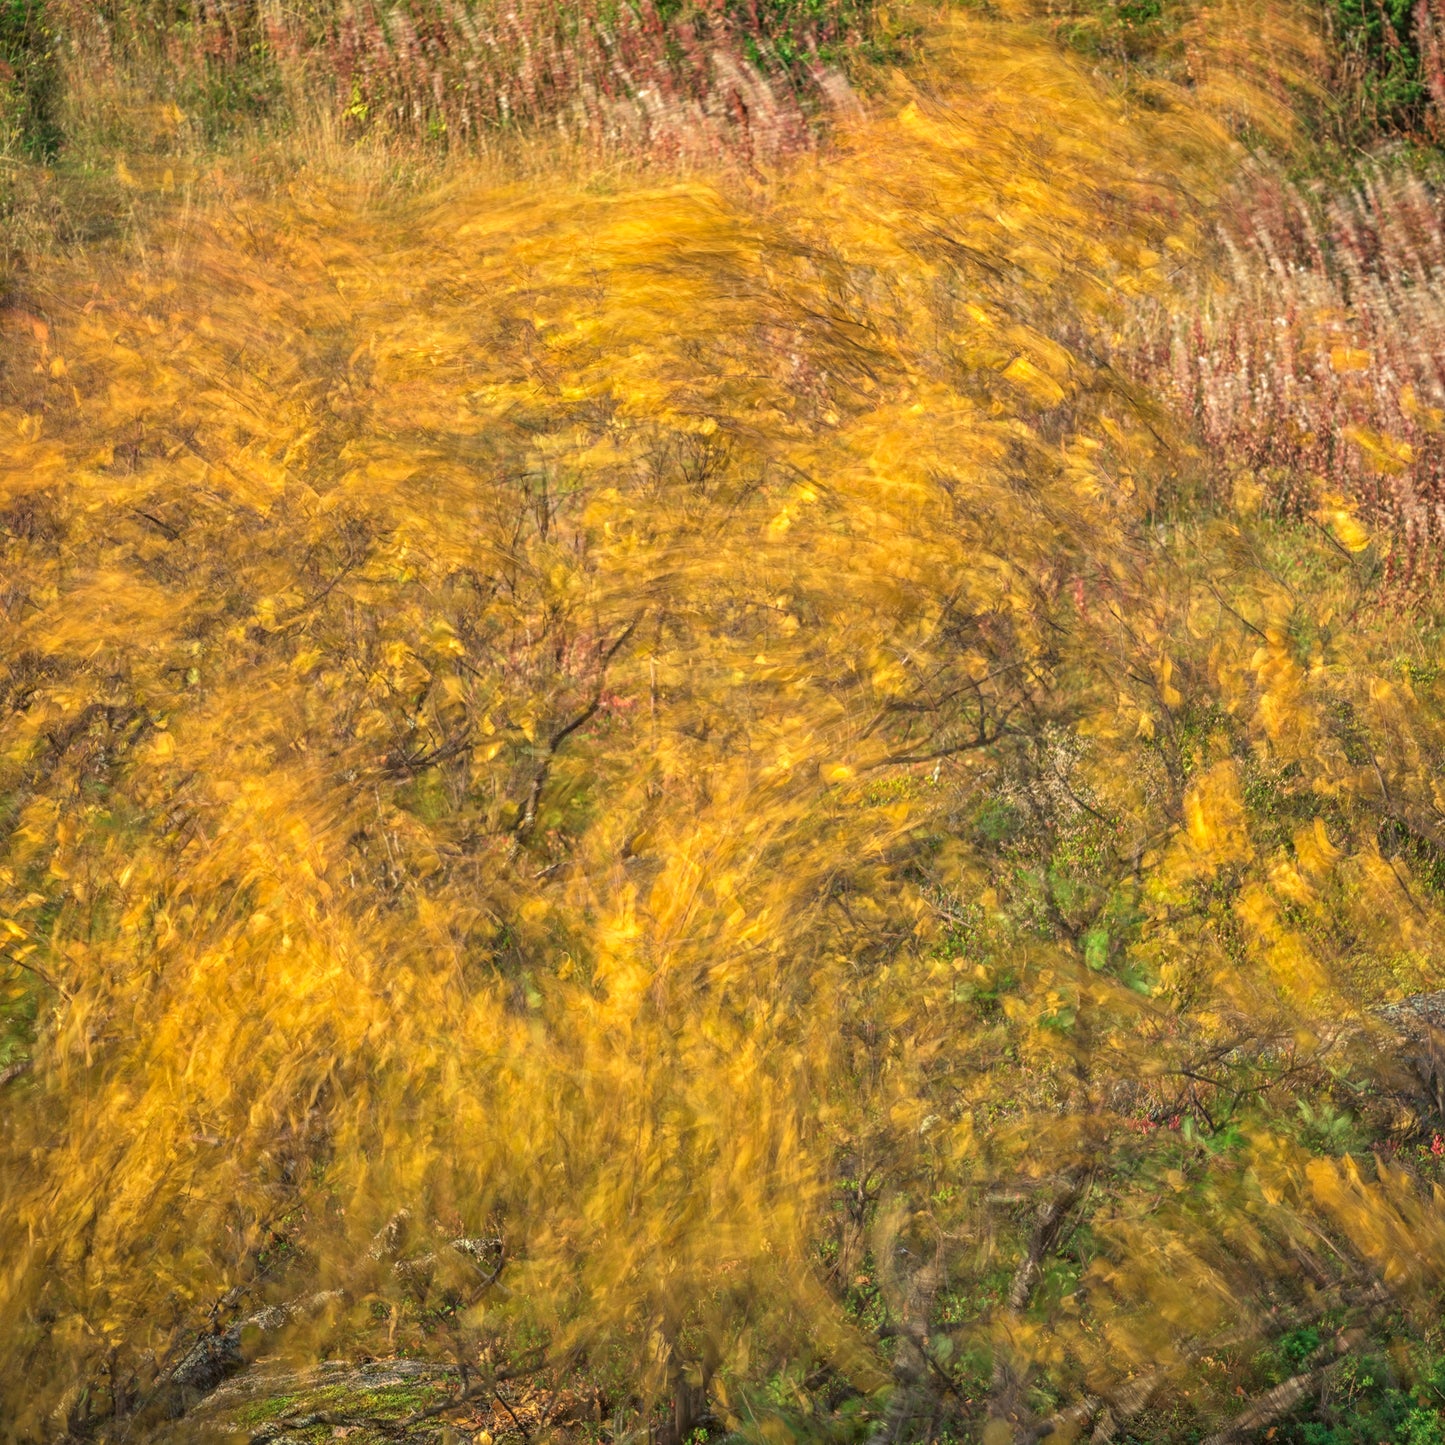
227 1375 451 1432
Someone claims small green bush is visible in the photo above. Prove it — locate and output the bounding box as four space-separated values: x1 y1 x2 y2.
0 0 60 157
1325 0 1428 135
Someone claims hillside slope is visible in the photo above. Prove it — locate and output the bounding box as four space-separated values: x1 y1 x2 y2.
5 7 1445 1444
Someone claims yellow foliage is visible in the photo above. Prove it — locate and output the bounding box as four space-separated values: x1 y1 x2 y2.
1184 760 1254 871
0 2 1440 1438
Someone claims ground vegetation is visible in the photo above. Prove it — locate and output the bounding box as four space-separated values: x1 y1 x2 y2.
4 3 1445 1444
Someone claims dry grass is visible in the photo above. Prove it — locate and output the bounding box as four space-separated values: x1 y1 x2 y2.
49 0 876 172
1 2 886 317
1121 154 1445 598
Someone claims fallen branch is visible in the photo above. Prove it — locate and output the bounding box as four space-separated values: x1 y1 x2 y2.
1198 1365 1335 1445
0 1058 31 1088
986 1168 1091 1436
248 1348 552 1443
1030 1317 1378 1445
1005 1171 1088 1314
161 1290 345 1414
